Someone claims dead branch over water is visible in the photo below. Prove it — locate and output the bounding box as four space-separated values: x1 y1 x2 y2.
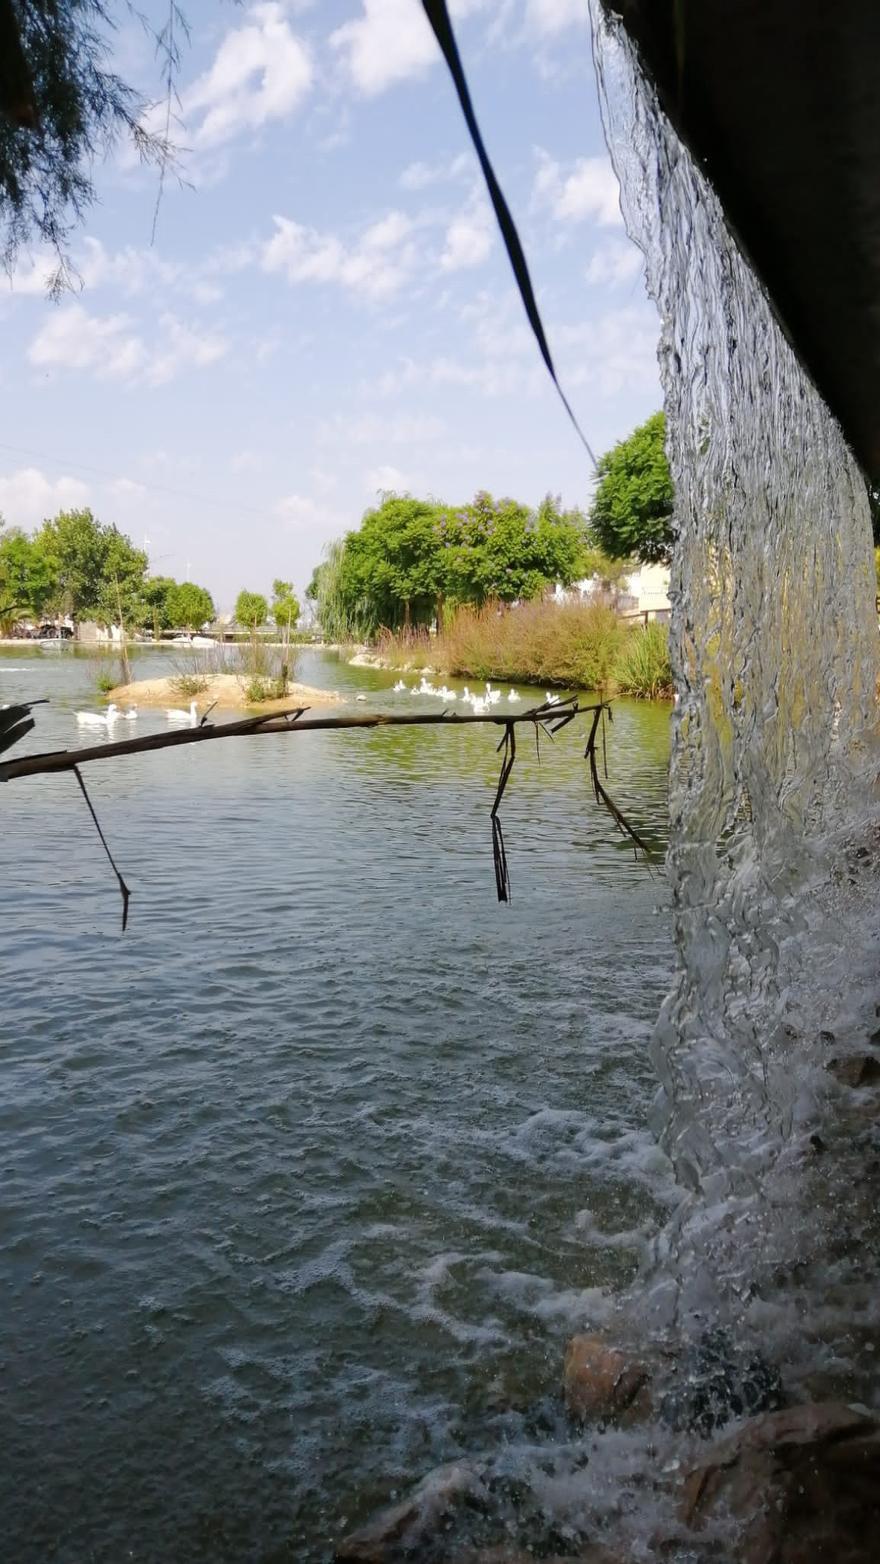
0 698 650 927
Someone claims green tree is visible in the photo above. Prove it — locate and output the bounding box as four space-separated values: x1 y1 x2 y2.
335 495 448 634
271 579 300 632
141 575 178 636
307 539 357 641
35 508 147 622
590 412 675 565
235 589 268 632
166 580 215 631
0 525 57 620
440 491 588 606
95 525 150 631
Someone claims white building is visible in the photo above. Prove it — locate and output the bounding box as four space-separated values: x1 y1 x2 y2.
553 562 670 620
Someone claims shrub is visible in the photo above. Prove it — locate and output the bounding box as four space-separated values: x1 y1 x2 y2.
172 672 210 699
614 621 674 698
245 676 272 703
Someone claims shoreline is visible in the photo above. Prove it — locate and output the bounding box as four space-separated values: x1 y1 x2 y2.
107 673 345 711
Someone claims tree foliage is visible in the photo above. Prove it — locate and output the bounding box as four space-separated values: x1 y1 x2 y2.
271 578 300 631
590 412 675 565
312 491 590 639
35 508 147 622
0 1 174 277
0 508 215 634
166 580 214 631
235 590 268 631
0 523 55 618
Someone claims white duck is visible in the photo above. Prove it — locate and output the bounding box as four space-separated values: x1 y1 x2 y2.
121 706 138 721
544 691 560 707
508 689 521 703
166 700 198 725
393 680 407 693
76 703 119 729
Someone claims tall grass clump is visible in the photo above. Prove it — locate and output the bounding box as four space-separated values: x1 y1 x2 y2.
442 599 626 690
378 598 627 690
614 621 674 698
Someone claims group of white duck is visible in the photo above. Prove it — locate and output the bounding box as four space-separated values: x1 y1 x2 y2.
74 699 200 732
386 675 563 716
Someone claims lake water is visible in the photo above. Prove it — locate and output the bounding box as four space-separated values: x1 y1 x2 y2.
0 646 672 1562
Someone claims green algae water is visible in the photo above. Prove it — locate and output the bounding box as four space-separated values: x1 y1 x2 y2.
0 646 672 1562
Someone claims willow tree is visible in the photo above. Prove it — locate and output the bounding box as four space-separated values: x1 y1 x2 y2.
0 0 175 277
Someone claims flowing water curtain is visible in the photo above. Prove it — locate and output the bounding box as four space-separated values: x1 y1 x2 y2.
591 2 879 1328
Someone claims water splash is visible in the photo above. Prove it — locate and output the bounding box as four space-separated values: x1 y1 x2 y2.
592 3 880 1371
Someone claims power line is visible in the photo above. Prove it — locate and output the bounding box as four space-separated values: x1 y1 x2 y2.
0 439 283 524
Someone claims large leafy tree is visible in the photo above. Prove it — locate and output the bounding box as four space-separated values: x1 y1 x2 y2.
35 508 147 621
442 491 588 605
590 412 675 565
337 496 447 634
166 580 215 631
235 590 268 632
0 524 57 619
141 575 177 635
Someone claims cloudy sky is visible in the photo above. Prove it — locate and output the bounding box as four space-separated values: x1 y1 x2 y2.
0 0 660 609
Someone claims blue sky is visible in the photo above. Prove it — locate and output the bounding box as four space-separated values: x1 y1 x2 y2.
0 0 660 609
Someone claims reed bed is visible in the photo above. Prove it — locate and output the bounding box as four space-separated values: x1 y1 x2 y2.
376 599 673 698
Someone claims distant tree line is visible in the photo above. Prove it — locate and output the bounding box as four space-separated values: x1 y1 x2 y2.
305 419 678 641
0 508 215 635
306 491 597 641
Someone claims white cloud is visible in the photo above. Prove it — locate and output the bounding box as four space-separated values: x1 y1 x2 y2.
144 316 229 386
331 0 490 96
0 467 90 527
533 149 622 226
585 239 642 286
320 412 446 446
276 492 327 529
29 305 145 379
399 153 470 191
179 2 313 149
559 307 659 396
262 209 417 300
366 463 411 493
525 0 586 36
27 304 228 385
440 195 493 271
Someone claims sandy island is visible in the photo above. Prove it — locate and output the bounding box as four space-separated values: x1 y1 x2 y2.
108 674 345 712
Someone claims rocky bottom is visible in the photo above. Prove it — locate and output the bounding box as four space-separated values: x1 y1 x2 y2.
334 1332 880 1563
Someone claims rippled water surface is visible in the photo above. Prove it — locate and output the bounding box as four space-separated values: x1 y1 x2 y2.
1 646 672 1562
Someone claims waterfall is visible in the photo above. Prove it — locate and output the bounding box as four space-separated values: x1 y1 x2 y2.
591 4 880 1375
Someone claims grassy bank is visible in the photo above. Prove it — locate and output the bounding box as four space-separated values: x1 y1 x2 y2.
375 600 674 699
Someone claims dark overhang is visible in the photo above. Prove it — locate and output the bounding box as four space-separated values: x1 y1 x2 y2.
605 1 880 484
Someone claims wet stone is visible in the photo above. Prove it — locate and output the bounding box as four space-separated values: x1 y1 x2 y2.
827 1053 880 1087
334 1461 489 1562
680 1401 880 1564
562 1333 650 1423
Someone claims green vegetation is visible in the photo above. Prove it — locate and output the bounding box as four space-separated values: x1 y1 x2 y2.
0 509 214 635
590 412 675 565
165 581 215 632
171 672 211 699
235 590 269 632
310 491 594 640
377 599 672 698
271 579 300 632
614 620 674 698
